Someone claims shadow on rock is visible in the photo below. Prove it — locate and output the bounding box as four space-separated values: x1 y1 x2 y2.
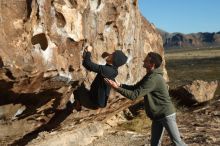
11 102 75 146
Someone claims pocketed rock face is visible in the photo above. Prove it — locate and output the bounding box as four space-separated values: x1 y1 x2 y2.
0 0 165 144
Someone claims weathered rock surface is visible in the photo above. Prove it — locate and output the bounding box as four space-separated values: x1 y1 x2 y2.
170 80 218 105
0 0 165 144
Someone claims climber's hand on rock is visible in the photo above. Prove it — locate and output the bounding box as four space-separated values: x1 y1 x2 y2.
85 45 93 52
83 45 93 58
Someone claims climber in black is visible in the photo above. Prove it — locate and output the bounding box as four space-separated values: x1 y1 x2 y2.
75 45 127 111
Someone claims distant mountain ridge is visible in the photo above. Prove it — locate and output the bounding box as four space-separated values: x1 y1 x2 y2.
158 29 220 49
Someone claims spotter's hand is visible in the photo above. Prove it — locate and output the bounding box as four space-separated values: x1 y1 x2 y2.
104 78 120 89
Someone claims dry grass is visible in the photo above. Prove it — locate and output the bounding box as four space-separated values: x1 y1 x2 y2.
117 110 151 133
165 47 220 60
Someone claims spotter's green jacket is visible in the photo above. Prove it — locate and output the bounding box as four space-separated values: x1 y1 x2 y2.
117 68 175 120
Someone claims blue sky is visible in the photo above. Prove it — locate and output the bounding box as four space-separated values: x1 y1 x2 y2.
138 0 220 34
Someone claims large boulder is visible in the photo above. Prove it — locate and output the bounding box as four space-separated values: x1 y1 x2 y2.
170 80 218 106
0 0 165 144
